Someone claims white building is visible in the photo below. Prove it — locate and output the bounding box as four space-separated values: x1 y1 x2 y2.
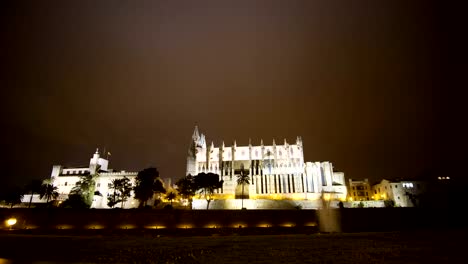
372 179 427 207
187 126 347 209
49 149 141 208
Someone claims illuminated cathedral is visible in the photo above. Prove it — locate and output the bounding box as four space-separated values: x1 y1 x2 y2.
186 126 347 209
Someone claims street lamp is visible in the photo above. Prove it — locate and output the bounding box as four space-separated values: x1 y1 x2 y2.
6 218 17 230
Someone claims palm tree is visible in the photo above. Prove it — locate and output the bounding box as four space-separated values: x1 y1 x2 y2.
165 191 177 206
39 183 59 204
25 180 43 208
118 177 133 208
236 165 250 209
107 178 122 208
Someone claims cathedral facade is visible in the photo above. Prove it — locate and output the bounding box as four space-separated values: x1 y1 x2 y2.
187 127 347 209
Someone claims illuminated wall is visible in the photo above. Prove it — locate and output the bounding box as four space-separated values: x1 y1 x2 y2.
187 126 348 208
47 150 145 209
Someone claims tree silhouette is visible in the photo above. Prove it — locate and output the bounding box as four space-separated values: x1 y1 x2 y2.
107 177 133 208
165 191 177 206
134 167 166 207
60 194 89 209
236 165 250 209
3 187 24 208
25 179 42 208
193 172 223 210
71 173 97 207
39 183 59 205
175 174 196 208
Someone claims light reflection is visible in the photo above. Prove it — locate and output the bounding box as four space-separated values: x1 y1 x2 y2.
177 224 193 229
119 225 136 229
56 225 74 229
144 225 166 229
85 224 105 229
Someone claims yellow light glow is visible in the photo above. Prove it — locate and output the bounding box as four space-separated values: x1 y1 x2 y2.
256 223 271 228
280 222 295 227
119 225 136 229
304 222 317 227
85 224 106 229
177 224 192 229
145 225 166 229
56 225 74 229
291 194 305 200
6 218 17 226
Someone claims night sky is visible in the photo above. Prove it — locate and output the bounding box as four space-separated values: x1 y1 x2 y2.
1 1 466 189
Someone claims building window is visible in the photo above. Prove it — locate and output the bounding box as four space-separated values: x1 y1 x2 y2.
398 196 400 199
403 183 414 188
352 187 355 190
353 192 356 196
97 183 100 187
108 183 112 188
395 185 398 188
374 190 377 194
64 182 67 186
366 192 368 196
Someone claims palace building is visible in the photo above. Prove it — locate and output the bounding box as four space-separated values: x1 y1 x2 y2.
187 126 347 209
48 150 141 208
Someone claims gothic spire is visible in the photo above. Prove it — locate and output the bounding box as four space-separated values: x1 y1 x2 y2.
192 125 200 141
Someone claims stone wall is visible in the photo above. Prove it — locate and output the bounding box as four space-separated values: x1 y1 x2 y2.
192 199 327 210
0 209 317 230
2 208 465 232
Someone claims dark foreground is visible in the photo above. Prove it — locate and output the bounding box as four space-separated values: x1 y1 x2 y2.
0 229 467 263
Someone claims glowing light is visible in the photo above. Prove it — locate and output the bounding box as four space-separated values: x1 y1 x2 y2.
56 225 74 229
177 224 192 229
304 222 317 227
233 223 246 228
6 218 17 226
85 224 105 229
280 222 295 227
145 225 166 229
119 225 136 229
256 223 271 228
